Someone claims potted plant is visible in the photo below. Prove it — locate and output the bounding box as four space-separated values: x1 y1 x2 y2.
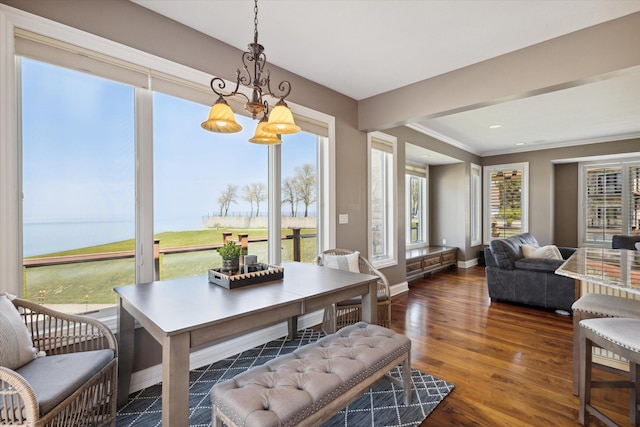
217 241 242 273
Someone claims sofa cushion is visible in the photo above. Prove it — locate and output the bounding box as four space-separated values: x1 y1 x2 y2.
0 294 38 370
521 244 563 260
514 257 565 273
489 233 538 270
14 349 114 415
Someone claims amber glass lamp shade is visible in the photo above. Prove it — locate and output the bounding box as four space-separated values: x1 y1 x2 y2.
263 100 300 134
201 97 242 133
249 115 281 144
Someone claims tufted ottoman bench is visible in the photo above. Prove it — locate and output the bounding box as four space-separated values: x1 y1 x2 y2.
210 322 411 427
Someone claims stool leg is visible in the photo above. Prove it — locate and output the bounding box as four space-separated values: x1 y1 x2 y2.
573 312 582 396
632 361 639 425
579 328 593 426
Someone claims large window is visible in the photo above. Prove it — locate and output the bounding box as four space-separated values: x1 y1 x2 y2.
281 132 319 263
405 165 427 248
483 162 529 243
4 12 334 313
579 159 640 246
21 58 135 312
368 132 397 268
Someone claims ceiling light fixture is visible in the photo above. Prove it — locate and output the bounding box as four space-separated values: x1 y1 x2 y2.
489 124 502 129
201 0 300 144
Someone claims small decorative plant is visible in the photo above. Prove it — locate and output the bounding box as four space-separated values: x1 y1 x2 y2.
218 241 242 273
217 241 242 260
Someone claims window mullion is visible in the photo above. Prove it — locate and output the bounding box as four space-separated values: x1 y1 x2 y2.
135 87 154 284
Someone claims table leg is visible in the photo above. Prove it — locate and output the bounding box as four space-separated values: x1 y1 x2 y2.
362 280 378 325
117 298 134 407
288 316 298 340
162 333 190 426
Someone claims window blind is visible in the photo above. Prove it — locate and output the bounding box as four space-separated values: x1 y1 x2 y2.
628 163 640 233
584 165 623 241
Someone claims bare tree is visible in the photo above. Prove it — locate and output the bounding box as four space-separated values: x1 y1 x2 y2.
282 177 298 217
243 182 267 217
294 164 316 217
253 183 266 216
243 184 254 216
217 184 238 216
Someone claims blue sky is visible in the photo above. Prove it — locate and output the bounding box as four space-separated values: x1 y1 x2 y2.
21 58 316 232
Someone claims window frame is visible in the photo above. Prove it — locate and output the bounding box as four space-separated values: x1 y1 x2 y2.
470 163 482 247
367 131 397 269
483 162 529 244
405 165 428 250
578 157 640 247
0 5 336 324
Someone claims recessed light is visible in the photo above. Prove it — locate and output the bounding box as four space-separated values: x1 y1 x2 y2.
489 124 502 129
515 142 525 146
420 154 430 158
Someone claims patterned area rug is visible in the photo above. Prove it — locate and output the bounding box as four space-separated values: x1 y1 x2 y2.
116 329 454 426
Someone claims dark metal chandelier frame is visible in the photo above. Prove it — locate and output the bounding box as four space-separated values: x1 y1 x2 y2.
208 0 292 120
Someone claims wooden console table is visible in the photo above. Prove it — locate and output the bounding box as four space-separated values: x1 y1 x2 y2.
114 262 378 426
406 246 458 282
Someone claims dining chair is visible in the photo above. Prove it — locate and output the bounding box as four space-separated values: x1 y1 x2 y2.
317 249 391 334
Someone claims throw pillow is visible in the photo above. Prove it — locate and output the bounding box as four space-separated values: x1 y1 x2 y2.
322 251 360 273
636 242 640 251
521 244 563 260
0 293 38 370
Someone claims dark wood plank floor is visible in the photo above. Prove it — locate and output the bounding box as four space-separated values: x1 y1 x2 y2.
392 265 632 426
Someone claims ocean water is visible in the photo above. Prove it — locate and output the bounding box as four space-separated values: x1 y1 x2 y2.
23 217 204 257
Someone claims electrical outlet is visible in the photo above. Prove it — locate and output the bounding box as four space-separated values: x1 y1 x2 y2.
338 214 349 224
442 238 447 245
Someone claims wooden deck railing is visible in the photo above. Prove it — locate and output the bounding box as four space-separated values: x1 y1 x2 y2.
23 228 316 270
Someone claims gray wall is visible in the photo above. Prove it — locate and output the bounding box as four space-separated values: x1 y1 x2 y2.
554 163 579 247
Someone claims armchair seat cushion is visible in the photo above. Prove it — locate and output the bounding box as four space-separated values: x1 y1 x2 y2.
14 349 114 415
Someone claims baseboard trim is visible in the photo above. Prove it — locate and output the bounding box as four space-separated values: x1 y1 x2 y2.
458 258 478 269
128 310 324 393
391 281 409 296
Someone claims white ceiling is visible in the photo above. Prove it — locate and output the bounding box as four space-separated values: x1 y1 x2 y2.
131 0 640 160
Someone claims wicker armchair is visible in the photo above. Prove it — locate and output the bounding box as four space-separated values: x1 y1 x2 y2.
317 249 391 334
0 298 117 427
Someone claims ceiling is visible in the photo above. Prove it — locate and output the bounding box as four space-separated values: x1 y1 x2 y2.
131 0 640 161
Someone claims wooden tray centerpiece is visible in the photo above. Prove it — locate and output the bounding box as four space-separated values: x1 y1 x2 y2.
208 263 284 289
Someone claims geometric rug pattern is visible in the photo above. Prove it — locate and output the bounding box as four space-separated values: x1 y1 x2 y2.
116 328 455 426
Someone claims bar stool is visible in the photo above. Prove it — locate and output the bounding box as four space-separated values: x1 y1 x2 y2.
572 293 640 395
578 318 640 426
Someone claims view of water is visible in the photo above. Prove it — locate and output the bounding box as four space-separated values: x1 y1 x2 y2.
23 217 204 257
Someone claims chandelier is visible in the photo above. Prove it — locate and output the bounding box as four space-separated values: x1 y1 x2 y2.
201 0 300 144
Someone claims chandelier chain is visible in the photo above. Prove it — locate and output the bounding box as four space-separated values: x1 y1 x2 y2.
253 0 259 44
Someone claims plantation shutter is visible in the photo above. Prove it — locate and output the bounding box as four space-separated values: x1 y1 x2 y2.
584 165 623 242
489 169 523 239
628 163 640 234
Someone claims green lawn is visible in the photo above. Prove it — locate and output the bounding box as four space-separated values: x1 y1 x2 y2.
24 228 317 307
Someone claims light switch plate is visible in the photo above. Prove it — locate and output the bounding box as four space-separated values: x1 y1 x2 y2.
338 214 349 224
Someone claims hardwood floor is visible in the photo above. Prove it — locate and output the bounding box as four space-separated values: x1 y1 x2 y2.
392 265 633 426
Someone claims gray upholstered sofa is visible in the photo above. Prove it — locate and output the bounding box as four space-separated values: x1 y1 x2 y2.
484 233 577 312
612 234 640 250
